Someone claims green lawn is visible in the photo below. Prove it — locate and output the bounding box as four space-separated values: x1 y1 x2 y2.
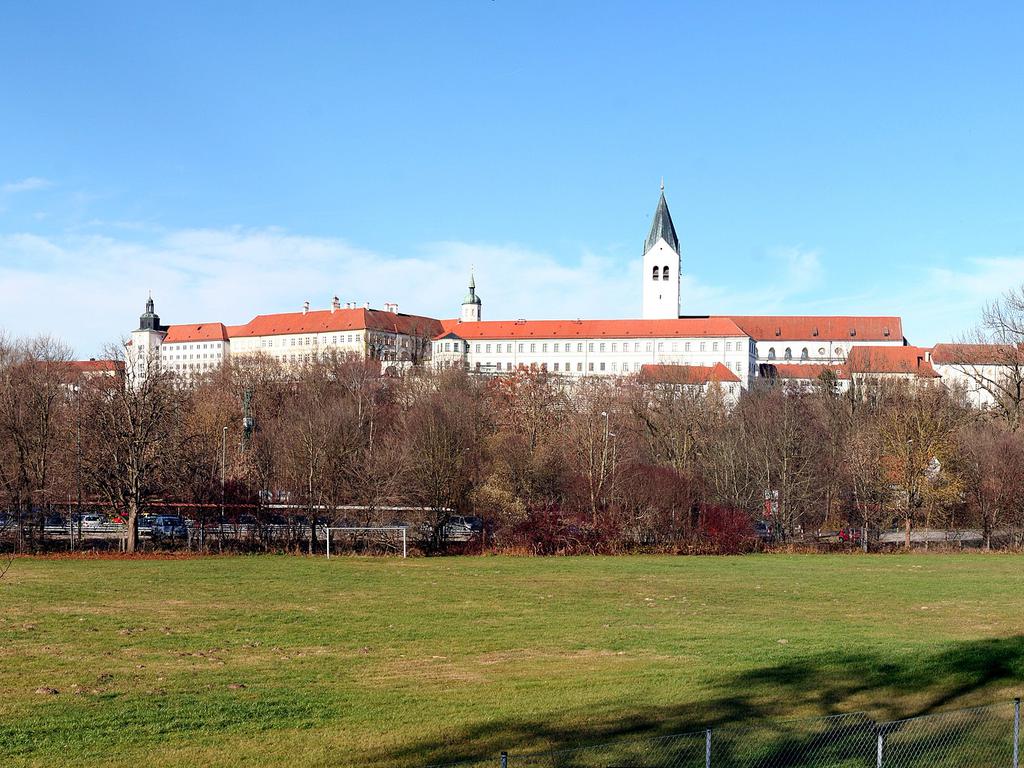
1 554 1022 767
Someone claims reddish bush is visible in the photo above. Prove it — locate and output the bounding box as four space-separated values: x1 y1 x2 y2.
697 505 757 554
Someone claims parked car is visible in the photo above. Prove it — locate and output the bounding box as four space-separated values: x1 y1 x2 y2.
79 514 107 530
151 515 187 538
443 516 477 542
837 528 862 544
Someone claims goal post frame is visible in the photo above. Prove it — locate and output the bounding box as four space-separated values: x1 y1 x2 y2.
322 526 408 558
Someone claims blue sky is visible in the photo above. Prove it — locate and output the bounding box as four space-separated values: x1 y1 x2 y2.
1 2 1023 356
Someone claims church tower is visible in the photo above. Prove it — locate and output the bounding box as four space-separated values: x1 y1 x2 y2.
461 270 482 322
128 294 167 385
642 182 681 319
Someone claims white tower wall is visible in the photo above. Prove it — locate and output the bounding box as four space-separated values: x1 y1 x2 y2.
642 236 680 319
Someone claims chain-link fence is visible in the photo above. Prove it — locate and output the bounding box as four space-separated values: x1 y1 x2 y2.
431 699 1020 768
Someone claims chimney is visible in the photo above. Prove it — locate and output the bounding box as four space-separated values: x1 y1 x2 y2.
303 301 310 315
331 296 340 313
386 302 398 314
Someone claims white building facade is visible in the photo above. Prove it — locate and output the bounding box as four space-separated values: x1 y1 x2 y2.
129 297 441 380
432 317 755 383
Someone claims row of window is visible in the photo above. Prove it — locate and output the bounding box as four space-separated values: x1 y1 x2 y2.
165 342 224 351
765 346 842 361
472 360 745 374
438 340 750 355
258 333 363 348
651 265 671 281
163 352 224 361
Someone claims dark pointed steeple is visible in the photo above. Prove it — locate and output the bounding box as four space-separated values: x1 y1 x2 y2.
138 294 162 331
644 181 679 254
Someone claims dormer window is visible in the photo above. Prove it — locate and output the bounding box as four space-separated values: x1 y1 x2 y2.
652 266 659 281
812 327 819 337
884 327 891 337
775 328 781 337
849 329 857 337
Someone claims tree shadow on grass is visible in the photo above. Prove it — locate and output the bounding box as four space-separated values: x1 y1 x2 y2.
380 636 1024 767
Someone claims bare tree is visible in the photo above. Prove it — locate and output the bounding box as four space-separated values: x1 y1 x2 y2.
80 344 184 553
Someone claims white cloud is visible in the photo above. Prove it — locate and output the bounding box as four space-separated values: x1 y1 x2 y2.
0 227 639 356
1 177 54 194
0 223 1008 356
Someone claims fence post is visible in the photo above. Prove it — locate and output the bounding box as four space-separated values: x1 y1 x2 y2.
705 728 712 768
876 728 884 768
500 750 508 768
1013 697 1020 768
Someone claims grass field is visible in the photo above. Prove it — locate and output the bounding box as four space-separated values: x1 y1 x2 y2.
1 554 1023 767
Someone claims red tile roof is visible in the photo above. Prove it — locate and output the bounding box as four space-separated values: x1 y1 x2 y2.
765 363 850 380
639 362 741 384
228 308 442 339
436 317 746 341
68 359 123 373
846 345 940 378
930 343 1024 366
723 315 902 343
163 323 229 343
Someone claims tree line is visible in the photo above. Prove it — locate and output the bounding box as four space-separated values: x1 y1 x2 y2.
4 292 1024 555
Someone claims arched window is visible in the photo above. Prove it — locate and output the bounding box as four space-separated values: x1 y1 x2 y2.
652 266 659 281
767 347 776 360
662 265 670 281
800 347 809 360
784 347 792 360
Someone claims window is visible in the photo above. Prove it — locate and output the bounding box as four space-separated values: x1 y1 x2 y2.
662 265 670 281
554 362 560 371
588 343 594 352
588 362 594 371
542 343 548 353
577 343 583 352
646 342 653 352
553 343 560 353
634 342 640 352
652 266 659 281
800 347 809 360
685 342 691 352
784 347 792 360
672 342 679 352
475 343 481 353
600 362 606 371
530 343 536 353
611 342 617 352
657 342 664 352
767 347 776 360
713 342 718 352
599 343 605 353
700 342 706 352
611 362 617 372
518 343 524 353
506 362 512 371
577 362 583 371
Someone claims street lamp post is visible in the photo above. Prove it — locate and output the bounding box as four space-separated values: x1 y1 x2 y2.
220 426 227 554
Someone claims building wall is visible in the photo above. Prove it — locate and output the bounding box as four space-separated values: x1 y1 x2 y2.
932 363 1002 408
642 237 681 320
754 337 900 365
434 334 756 385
